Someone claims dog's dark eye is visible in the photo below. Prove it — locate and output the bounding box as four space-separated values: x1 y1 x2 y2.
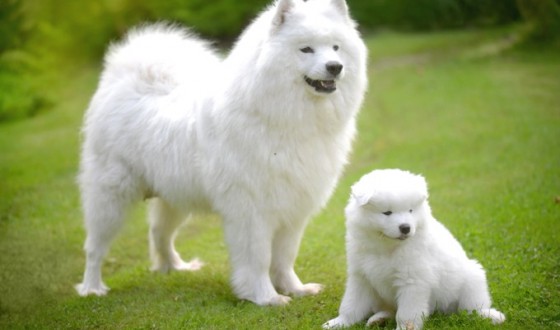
333 45 339 51
409 209 413 213
300 47 314 54
382 211 392 216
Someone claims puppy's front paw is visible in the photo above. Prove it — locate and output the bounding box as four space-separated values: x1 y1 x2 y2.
322 316 349 329
366 311 392 326
478 308 506 324
396 320 417 330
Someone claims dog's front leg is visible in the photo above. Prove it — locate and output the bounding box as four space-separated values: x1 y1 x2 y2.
323 273 378 328
222 213 290 306
271 222 322 297
395 286 430 330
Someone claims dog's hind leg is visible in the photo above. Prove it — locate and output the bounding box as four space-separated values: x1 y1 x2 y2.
75 182 131 296
149 198 203 273
458 263 505 324
270 222 322 297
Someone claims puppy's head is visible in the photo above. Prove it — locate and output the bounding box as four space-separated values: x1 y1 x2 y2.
346 169 429 241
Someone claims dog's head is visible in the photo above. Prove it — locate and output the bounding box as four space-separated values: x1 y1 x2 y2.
347 169 430 241
267 0 367 96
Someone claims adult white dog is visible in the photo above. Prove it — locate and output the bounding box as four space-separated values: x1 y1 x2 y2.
324 169 505 329
75 0 367 306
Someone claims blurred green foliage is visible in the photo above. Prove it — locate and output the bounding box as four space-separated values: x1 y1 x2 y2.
0 0 558 122
516 0 560 42
349 0 521 30
0 0 26 52
0 0 46 121
145 0 270 41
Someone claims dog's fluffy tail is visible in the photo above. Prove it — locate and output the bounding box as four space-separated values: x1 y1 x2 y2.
101 23 221 96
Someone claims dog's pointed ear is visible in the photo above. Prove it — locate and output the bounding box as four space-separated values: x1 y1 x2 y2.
331 0 350 20
272 0 295 29
332 0 349 15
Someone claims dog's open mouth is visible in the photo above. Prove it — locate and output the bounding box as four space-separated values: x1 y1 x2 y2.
304 76 336 93
380 232 410 241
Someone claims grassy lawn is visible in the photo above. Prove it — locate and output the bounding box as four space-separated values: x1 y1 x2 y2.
1 28 559 329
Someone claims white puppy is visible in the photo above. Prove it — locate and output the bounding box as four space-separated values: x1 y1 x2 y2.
75 0 367 306
324 169 505 329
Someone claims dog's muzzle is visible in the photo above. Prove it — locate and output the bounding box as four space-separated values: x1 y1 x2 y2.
304 61 343 94
304 76 337 93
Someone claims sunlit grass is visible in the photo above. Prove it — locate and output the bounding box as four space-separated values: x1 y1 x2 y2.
1 28 559 329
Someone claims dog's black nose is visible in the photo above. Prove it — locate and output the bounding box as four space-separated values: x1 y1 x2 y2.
326 61 343 76
399 224 411 235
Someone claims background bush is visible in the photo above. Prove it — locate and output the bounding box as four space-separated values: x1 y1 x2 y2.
348 0 521 30
0 0 48 121
1 0 558 122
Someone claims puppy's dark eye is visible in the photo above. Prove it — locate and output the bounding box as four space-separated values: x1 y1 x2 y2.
409 209 413 213
382 211 392 216
333 45 339 51
300 47 314 54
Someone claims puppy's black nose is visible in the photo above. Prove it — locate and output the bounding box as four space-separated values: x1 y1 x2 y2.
399 224 411 235
326 61 343 76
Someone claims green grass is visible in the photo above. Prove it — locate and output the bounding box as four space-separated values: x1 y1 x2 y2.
1 28 559 329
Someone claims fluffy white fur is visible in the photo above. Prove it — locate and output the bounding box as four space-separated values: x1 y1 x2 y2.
323 169 505 329
75 0 367 306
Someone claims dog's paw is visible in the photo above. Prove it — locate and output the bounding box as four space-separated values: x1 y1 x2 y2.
366 311 392 326
75 282 109 297
322 316 350 329
479 308 506 324
260 294 292 306
396 320 417 330
173 257 204 271
292 282 323 297
151 257 204 273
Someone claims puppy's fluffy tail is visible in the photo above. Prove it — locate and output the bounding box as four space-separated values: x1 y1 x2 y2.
101 23 221 95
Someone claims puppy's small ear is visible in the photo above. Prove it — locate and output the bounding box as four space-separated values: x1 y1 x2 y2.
351 191 371 207
272 0 295 29
413 173 429 202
